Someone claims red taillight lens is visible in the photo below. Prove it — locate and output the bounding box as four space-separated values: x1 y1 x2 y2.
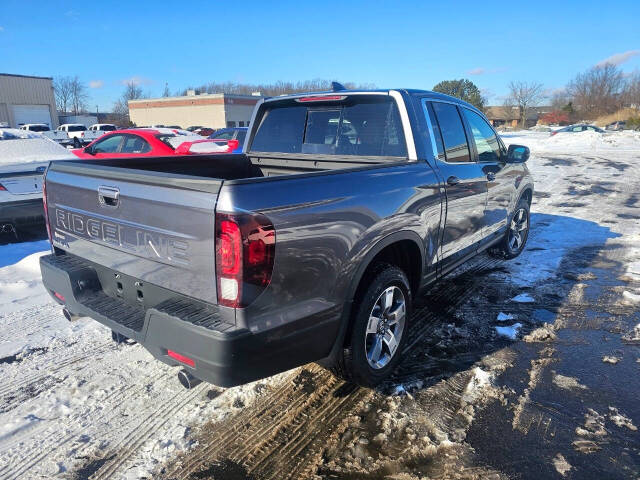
42 179 52 243
167 349 195 367
227 139 239 151
0 183 6 191
215 212 275 308
296 95 347 102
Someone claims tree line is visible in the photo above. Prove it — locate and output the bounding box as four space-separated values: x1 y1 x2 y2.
54 65 640 127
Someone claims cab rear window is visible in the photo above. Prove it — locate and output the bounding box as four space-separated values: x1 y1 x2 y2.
250 96 407 158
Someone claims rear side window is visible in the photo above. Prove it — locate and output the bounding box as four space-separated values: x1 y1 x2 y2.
431 102 470 163
121 135 151 153
68 125 86 132
251 96 407 158
101 125 117 131
462 109 501 162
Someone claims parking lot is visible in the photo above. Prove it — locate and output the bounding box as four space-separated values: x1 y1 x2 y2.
0 130 637 479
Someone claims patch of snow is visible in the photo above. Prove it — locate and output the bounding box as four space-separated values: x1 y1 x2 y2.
523 325 556 343
552 372 588 390
622 290 640 303
511 293 535 303
602 355 620 364
496 312 514 322
553 453 572 476
495 323 522 340
608 407 637 431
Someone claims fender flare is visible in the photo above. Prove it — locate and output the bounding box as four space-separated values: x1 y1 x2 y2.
321 230 425 364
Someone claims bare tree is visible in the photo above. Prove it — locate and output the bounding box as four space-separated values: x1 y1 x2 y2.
622 72 640 111
163 82 170 97
567 64 624 118
177 79 376 97
505 81 545 127
69 76 88 114
53 76 74 113
113 81 146 124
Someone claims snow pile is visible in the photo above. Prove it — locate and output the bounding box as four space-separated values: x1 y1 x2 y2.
511 293 535 303
0 248 50 314
496 312 514 322
501 129 640 153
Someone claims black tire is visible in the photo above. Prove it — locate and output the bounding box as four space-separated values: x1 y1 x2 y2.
330 263 412 388
73 137 81 148
489 197 530 259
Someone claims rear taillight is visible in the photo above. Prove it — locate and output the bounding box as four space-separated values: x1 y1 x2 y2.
215 212 275 308
42 180 52 243
0 183 6 191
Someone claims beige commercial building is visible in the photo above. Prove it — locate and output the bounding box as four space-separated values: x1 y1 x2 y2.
0 73 59 129
128 92 263 129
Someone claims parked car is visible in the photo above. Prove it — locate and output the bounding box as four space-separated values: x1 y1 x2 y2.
606 121 626 131
71 128 236 159
80 124 118 144
186 126 204 132
193 127 216 137
56 124 88 148
550 124 605 136
208 127 248 153
0 129 74 232
40 88 533 389
19 124 73 146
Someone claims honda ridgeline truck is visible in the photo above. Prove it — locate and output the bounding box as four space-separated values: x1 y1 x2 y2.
40 89 533 388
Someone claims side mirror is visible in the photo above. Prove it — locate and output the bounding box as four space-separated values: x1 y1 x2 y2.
506 144 530 163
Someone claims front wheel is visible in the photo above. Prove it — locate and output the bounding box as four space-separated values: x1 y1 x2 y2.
489 197 530 259
331 263 411 388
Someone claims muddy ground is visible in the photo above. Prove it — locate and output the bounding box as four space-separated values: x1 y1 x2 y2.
139 151 640 480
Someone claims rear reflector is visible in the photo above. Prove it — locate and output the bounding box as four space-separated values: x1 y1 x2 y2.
167 350 195 367
53 292 65 302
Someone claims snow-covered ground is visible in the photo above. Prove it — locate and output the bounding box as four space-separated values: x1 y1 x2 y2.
0 129 639 479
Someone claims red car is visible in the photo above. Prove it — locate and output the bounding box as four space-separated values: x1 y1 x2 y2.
72 128 238 159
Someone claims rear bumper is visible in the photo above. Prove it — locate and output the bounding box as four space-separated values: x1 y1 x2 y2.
40 253 340 387
0 198 44 225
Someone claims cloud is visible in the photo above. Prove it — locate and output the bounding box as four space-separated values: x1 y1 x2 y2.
89 80 104 89
0 26 4 32
467 67 507 76
596 50 640 67
121 76 152 86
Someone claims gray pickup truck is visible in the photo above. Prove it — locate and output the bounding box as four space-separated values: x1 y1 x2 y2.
40 88 533 388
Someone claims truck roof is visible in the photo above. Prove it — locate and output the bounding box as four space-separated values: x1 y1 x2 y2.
263 88 483 114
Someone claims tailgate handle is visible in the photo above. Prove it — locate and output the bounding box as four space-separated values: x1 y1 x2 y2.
98 186 120 208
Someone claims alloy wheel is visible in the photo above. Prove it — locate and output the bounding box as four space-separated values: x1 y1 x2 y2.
365 286 406 369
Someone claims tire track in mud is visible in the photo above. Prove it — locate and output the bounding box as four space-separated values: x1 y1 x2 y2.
160 366 372 480
157 252 525 480
0 367 171 480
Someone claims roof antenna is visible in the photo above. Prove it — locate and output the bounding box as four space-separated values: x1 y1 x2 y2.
331 81 346 92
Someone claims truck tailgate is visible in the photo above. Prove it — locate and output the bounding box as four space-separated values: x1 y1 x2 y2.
45 161 221 304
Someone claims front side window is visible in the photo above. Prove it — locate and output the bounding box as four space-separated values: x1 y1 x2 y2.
251 96 407 158
68 125 87 132
463 109 501 162
431 102 471 163
121 135 151 153
92 134 123 153
101 125 117 132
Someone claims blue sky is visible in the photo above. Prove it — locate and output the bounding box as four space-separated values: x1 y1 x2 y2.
1 0 639 111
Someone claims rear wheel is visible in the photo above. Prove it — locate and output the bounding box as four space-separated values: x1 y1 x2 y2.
489 197 530 259
331 263 411 388
73 137 81 148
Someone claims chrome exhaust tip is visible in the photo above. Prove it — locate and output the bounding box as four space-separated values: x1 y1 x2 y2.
62 308 81 322
178 369 202 389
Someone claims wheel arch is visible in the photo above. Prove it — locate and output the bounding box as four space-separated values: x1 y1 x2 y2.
322 230 425 364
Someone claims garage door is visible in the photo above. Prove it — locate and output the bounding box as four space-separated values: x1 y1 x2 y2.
12 105 53 128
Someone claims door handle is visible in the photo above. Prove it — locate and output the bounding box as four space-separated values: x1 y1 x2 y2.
487 172 496 181
446 176 460 186
98 186 120 208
